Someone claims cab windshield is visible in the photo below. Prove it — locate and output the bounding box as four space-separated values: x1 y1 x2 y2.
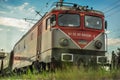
58 14 80 27
85 16 102 29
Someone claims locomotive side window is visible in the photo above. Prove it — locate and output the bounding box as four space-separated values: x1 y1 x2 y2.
58 14 80 27
50 15 56 27
24 40 26 49
18 44 20 50
46 15 56 30
85 16 102 29
46 18 51 30
31 33 33 40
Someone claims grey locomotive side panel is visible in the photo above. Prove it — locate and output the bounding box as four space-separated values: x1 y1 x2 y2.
41 30 52 63
13 26 38 69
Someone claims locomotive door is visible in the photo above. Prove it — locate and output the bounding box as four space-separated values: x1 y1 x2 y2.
37 24 42 61
40 15 56 63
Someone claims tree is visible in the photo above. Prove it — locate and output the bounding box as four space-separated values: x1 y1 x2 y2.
117 48 120 69
112 51 117 69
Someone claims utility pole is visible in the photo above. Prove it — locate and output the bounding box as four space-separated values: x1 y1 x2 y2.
0 50 5 75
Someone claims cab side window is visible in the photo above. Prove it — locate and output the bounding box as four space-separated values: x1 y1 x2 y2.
46 15 56 30
46 18 51 30
51 15 56 27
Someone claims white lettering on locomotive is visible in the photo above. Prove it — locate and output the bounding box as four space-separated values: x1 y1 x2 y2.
67 32 92 38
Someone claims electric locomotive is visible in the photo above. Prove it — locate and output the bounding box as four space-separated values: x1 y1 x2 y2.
12 1 107 71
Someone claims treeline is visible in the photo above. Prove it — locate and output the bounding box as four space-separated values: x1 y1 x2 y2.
111 48 120 69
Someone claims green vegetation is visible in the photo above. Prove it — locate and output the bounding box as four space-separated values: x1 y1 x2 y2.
1 66 120 80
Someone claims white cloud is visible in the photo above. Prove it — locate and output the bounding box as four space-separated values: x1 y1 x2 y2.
1 2 36 18
108 38 120 46
19 29 26 32
27 7 35 13
7 29 10 31
15 2 29 11
12 2 35 14
0 11 7 14
0 17 33 30
20 2 29 10
105 30 110 34
0 28 3 31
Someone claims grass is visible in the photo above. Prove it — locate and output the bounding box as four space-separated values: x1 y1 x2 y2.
1 66 120 80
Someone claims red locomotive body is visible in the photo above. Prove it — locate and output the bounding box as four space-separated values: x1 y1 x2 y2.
12 2 107 71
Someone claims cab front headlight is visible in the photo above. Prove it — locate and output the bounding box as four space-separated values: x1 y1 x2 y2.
59 38 69 47
94 40 102 49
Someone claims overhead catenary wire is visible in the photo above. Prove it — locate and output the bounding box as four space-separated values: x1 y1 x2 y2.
37 0 52 15
24 0 53 26
105 4 120 14
32 0 52 22
98 0 120 18
102 0 120 12
102 0 120 17
106 8 120 18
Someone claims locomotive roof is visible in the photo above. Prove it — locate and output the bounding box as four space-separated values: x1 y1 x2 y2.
51 2 104 15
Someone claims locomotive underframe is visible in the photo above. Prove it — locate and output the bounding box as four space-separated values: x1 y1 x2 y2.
41 48 105 66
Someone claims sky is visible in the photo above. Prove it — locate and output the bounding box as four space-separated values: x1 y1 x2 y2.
0 0 120 55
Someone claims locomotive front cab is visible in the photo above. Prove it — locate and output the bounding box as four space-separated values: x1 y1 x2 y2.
83 13 105 50
41 2 107 68
50 3 107 64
